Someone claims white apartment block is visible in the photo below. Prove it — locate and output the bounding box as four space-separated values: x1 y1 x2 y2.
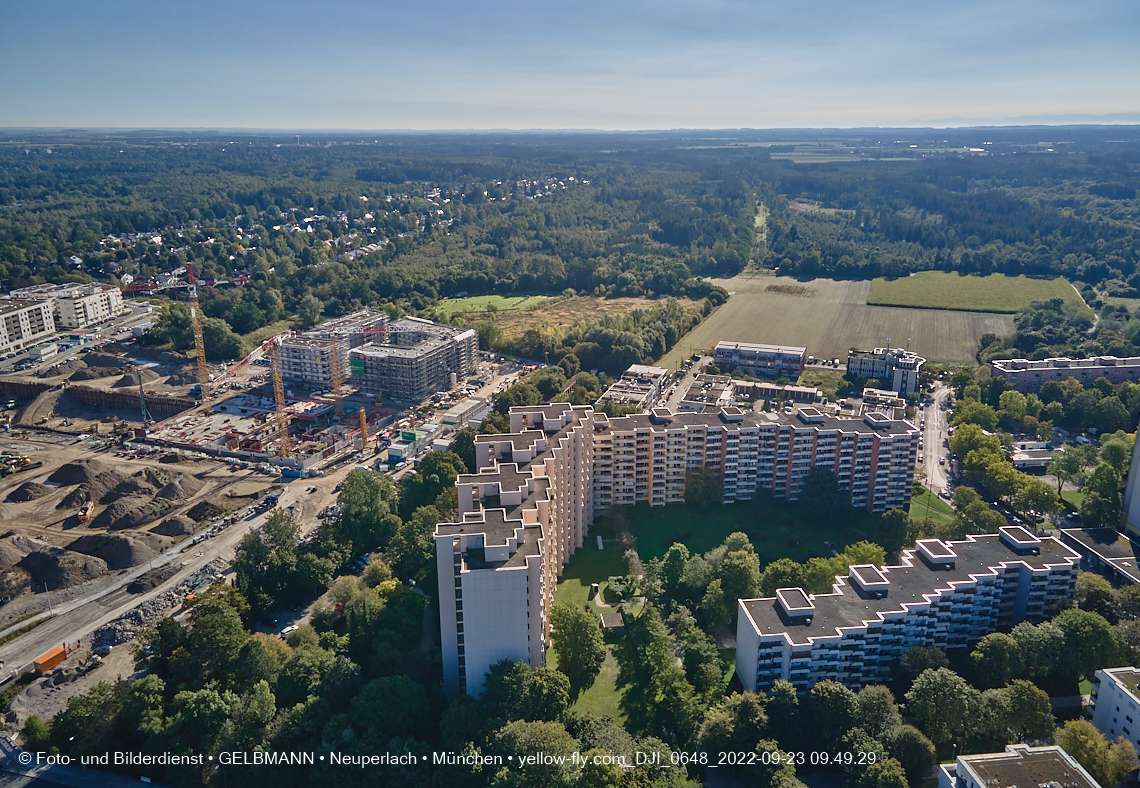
0 300 56 355
991 355 1140 394
846 347 925 395
714 341 806 379
8 282 124 329
278 309 388 389
737 528 1079 694
437 402 918 696
939 744 1098 788
1091 666 1140 748
595 364 670 410
1125 431 1140 538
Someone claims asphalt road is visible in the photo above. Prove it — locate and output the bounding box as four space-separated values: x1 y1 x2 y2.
920 383 953 495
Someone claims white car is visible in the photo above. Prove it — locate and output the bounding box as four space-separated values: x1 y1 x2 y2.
280 625 299 637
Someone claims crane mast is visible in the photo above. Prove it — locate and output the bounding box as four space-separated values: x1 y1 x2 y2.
359 407 368 452
186 262 208 388
329 337 344 417
269 338 290 458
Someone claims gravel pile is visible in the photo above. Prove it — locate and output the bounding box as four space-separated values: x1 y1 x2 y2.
68 366 124 381
84 353 128 367
165 367 207 386
37 359 86 378
17 549 109 589
0 534 51 566
152 515 199 537
89 496 173 531
6 482 51 503
155 474 204 501
66 533 170 571
112 369 161 388
102 468 172 503
48 459 114 486
92 558 227 649
57 470 126 510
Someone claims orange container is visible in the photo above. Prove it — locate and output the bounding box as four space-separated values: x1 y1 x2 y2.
34 647 66 674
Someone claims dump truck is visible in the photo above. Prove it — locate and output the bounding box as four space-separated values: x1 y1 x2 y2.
77 500 95 523
34 647 67 674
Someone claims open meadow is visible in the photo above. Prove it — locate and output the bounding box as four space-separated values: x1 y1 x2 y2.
656 275 1014 369
867 272 1086 313
433 293 556 315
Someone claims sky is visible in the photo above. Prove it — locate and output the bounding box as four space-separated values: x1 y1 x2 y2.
2 0 1138 130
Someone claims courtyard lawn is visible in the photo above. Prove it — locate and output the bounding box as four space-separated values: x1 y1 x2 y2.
554 536 628 610
1062 490 1087 509
910 484 956 524
622 499 886 565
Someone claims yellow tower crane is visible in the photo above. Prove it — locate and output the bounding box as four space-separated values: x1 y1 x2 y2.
359 407 369 452
269 338 290 458
186 262 208 388
329 337 344 418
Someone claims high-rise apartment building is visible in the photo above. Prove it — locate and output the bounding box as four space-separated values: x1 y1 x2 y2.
0 300 56 355
350 318 477 402
436 402 919 696
846 347 925 395
7 282 125 329
736 528 1079 694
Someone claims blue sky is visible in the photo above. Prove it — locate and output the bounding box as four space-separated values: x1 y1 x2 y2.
2 0 1137 129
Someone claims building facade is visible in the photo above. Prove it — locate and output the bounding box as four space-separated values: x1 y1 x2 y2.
736 528 1079 694
939 744 1099 788
1091 666 1140 749
350 318 477 402
8 282 124 329
278 309 388 389
0 300 56 355
436 402 918 696
714 341 806 379
846 347 925 395
991 356 1140 394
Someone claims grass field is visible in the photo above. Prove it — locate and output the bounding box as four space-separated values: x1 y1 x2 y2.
623 500 885 565
434 293 556 315
910 485 956 523
868 273 1086 314
797 367 846 399
656 275 1014 369
1062 490 1087 509
553 538 628 610
493 296 702 344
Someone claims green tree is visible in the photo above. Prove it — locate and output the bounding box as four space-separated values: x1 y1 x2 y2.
1100 431 1134 474
905 668 978 747
717 550 762 604
398 450 466 518
1055 718 1139 788
856 684 903 738
201 317 244 360
1013 476 1060 518
1076 573 1119 622
1010 621 1066 682
1055 608 1121 682
1005 679 1055 741
882 725 936 785
549 603 607 692
662 543 691 592
856 757 910 788
451 426 478 473
335 469 400 551
1049 447 1090 496
807 680 858 751
760 558 805 597
879 509 910 551
296 293 323 329
970 632 1024 689
684 466 723 508
799 466 848 523
527 667 571 722
697 692 769 755
893 646 949 694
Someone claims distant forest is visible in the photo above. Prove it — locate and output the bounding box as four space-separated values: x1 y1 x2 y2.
1 128 1138 341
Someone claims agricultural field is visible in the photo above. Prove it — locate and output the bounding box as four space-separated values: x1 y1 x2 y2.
656 275 1014 369
867 272 1086 313
433 293 556 315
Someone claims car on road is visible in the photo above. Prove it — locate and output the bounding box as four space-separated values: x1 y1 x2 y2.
280 625 299 637
939 457 945 465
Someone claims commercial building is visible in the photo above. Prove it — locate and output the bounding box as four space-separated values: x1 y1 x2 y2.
596 364 670 411
436 402 918 696
846 347 925 395
678 374 819 413
278 310 388 389
736 528 1079 694
714 341 806 379
350 318 477 402
0 300 56 356
938 744 1099 788
991 355 1140 394
1091 666 1140 748
7 282 124 329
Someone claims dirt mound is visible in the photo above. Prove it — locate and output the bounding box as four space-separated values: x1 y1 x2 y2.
152 514 199 537
6 482 51 502
102 468 173 503
186 500 224 521
155 474 204 501
164 367 205 386
57 470 126 510
0 534 52 566
84 353 128 367
89 496 173 531
67 532 170 570
68 366 123 381
48 459 114 486
18 549 108 589
112 369 161 388
37 359 86 378
127 563 180 594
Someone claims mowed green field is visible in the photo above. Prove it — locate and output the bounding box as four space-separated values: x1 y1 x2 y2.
434 293 555 315
656 275 1015 369
868 272 1085 313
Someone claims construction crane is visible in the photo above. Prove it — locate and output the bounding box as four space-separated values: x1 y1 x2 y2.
186 262 209 388
328 337 344 417
268 338 290 458
359 407 369 452
136 368 154 425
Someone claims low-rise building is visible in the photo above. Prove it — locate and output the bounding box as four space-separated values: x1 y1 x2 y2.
736 528 1079 693
1091 666 1140 749
991 355 1140 393
846 347 925 395
939 744 1099 788
0 300 56 356
714 341 806 379
596 364 670 411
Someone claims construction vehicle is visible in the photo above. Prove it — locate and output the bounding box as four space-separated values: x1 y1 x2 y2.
77 499 94 523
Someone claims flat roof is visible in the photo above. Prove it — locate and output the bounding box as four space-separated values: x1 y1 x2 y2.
715 340 807 355
957 746 1098 788
1060 527 1140 584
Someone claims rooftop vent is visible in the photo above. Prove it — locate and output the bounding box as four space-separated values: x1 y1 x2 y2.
916 539 956 569
776 587 815 621
650 408 673 424
719 406 744 423
863 412 892 428
797 407 824 424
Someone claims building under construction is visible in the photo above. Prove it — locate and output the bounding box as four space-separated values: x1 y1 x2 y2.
350 317 477 402
277 310 389 390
